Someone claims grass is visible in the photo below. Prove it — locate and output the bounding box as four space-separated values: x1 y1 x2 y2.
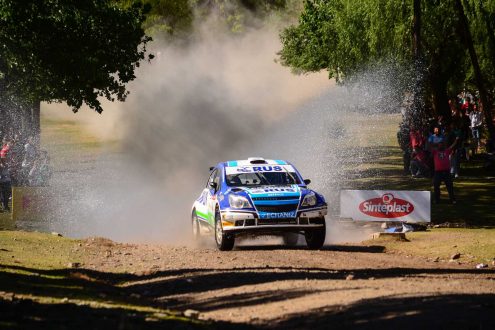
339 114 495 226
1 113 494 327
0 232 212 329
40 117 105 170
366 228 495 264
0 231 83 270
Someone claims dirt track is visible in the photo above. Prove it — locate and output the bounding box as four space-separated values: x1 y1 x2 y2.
79 237 495 329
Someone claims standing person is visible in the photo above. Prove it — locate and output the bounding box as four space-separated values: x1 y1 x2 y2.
397 123 411 175
0 138 10 159
0 158 12 212
468 105 483 154
28 151 52 186
21 136 37 185
431 140 457 204
427 126 444 150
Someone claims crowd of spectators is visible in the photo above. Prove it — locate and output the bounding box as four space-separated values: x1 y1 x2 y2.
0 130 51 213
398 90 493 204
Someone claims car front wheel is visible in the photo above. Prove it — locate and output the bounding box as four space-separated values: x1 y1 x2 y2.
215 209 235 251
304 219 326 250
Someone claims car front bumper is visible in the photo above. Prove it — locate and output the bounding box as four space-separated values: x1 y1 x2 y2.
220 207 327 233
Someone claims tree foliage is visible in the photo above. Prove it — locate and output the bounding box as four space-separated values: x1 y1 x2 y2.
279 0 495 117
124 0 292 37
0 0 151 113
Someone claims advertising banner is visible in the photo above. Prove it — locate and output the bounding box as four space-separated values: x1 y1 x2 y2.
12 187 51 222
340 190 430 223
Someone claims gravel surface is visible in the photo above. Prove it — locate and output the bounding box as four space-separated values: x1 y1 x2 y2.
78 237 495 329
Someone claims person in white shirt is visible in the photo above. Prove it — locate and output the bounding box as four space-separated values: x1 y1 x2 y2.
468 106 483 151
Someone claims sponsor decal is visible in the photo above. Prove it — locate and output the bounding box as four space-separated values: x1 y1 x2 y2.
259 211 297 219
225 165 295 175
248 187 297 194
358 193 414 218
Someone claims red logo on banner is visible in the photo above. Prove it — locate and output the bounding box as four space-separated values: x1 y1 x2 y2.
358 193 414 218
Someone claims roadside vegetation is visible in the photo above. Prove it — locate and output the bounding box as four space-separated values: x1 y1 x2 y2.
0 231 212 329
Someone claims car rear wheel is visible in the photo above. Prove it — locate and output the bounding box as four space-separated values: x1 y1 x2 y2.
215 209 235 251
283 232 299 247
304 219 326 250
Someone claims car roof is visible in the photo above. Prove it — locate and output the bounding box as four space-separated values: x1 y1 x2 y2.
223 158 289 167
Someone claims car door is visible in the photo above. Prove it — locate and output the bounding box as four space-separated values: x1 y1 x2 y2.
195 169 217 226
206 168 221 227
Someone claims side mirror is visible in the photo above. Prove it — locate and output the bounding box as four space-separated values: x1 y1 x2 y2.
209 166 215 171
208 181 217 190
303 179 311 185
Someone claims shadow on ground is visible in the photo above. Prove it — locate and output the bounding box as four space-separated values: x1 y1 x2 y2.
269 294 495 329
2 263 494 329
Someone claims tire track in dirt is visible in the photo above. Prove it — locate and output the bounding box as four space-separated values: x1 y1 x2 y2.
79 238 495 328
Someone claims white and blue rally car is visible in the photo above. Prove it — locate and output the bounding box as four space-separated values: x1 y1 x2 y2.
191 158 327 250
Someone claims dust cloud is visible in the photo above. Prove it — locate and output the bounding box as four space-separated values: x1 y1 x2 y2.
41 16 406 245
41 20 329 243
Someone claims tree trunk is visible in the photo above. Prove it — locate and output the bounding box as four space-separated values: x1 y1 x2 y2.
479 1 495 62
455 0 495 142
31 101 41 147
431 77 450 118
413 0 421 60
410 0 426 131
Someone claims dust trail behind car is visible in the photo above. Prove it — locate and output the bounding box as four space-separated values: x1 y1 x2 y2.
38 21 328 243
38 19 409 245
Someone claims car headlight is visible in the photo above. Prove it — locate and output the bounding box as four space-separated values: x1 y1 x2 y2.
301 192 317 207
229 194 251 209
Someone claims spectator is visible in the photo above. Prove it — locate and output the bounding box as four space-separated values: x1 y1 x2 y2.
446 122 463 178
410 146 431 178
21 136 37 185
0 138 11 159
431 140 457 204
397 123 411 174
0 157 11 212
468 105 483 153
28 151 52 186
410 127 426 150
427 126 444 150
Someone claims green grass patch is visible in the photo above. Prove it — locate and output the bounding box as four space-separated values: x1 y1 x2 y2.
40 116 109 171
340 114 495 226
0 231 82 270
366 228 495 264
0 231 212 329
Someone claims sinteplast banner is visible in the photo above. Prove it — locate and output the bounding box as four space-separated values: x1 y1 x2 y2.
340 190 430 223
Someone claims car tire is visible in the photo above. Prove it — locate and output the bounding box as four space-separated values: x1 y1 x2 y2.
214 209 235 251
282 232 299 247
304 219 326 250
191 209 201 241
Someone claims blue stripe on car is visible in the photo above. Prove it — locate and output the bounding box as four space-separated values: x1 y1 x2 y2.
252 200 299 206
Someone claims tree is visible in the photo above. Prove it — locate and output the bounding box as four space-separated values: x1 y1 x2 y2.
456 0 495 141
279 0 495 137
0 0 152 116
124 0 292 37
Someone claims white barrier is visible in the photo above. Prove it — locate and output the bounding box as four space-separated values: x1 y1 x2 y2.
340 190 430 223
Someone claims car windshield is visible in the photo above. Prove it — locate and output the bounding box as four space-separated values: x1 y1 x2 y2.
226 172 301 187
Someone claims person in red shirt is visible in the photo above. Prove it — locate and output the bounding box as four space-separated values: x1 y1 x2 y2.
431 140 458 204
0 138 11 159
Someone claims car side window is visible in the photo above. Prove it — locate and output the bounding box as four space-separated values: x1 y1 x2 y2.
213 170 221 187
207 169 217 188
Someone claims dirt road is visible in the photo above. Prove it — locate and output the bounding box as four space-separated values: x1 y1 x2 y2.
78 237 495 329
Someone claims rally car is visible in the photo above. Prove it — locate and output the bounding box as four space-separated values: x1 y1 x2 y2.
191 158 327 250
